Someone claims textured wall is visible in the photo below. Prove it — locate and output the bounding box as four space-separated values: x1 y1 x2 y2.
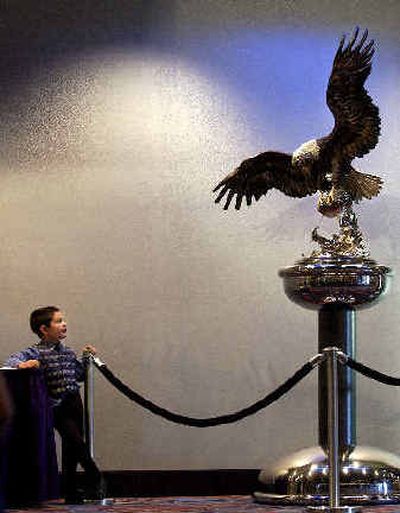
1 0 400 470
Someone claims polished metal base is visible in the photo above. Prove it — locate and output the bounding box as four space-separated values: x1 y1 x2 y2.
306 506 363 513
255 446 400 505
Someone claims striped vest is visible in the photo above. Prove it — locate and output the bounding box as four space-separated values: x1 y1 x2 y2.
35 342 84 399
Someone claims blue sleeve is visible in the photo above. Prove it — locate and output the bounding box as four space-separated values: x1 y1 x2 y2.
4 347 40 368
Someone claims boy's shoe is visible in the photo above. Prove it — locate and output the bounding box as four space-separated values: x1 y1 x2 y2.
84 476 107 501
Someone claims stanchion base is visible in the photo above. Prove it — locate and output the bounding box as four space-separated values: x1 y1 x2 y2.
83 498 115 505
100 498 115 505
255 446 400 506
306 506 363 513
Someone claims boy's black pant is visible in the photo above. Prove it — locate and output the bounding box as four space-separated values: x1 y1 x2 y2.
53 392 101 499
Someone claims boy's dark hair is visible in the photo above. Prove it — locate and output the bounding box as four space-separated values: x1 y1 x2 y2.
30 306 60 337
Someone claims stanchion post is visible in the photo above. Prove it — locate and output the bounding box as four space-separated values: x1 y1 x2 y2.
83 354 95 459
326 346 340 509
307 347 362 513
83 356 114 505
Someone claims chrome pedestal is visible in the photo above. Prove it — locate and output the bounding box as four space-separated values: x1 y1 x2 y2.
256 446 400 505
255 256 397 506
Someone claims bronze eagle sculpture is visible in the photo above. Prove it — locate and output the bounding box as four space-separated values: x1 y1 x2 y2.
213 28 382 218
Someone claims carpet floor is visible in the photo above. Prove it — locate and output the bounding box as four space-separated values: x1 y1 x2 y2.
7 497 400 513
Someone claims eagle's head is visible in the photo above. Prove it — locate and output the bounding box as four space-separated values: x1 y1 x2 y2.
291 139 320 172
317 187 352 217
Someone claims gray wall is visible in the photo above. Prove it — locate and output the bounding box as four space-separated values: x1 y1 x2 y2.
1 0 400 470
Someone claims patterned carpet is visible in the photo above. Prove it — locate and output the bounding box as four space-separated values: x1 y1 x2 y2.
7 497 400 513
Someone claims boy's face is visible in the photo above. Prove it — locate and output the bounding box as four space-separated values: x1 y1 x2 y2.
40 311 67 342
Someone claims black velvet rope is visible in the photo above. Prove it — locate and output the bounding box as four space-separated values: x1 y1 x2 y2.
346 357 400 386
93 360 315 427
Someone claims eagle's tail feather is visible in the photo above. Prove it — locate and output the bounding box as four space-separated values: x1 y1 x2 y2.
346 168 383 201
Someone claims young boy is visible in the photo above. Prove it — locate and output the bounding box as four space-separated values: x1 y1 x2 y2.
5 306 104 504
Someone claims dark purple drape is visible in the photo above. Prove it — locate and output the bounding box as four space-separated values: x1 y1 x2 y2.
1 369 59 506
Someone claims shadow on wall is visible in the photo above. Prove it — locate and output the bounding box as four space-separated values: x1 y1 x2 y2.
0 0 174 97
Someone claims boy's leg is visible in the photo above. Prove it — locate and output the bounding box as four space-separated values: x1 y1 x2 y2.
53 393 102 500
54 399 81 500
61 436 79 500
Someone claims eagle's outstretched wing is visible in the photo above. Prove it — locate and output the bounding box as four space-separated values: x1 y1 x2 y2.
213 151 318 210
322 28 381 165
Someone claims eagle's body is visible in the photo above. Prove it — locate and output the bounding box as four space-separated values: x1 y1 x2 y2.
213 29 382 217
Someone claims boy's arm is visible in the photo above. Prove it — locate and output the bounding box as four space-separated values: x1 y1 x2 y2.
4 347 40 368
